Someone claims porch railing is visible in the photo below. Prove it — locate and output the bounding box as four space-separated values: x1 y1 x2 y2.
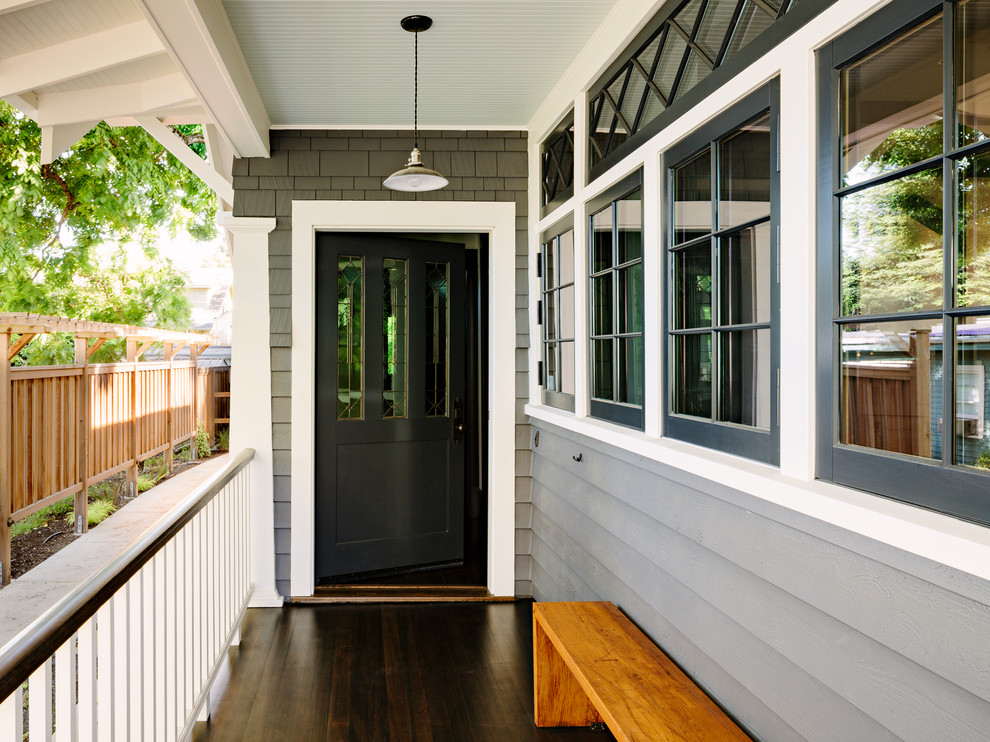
0 448 255 741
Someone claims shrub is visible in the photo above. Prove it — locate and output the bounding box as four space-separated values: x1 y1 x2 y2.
195 419 211 459
217 427 230 452
65 499 116 529
10 496 74 537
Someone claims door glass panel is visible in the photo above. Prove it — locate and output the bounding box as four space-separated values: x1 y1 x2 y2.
559 285 575 339
544 238 556 289
839 169 943 316
425 261 449 417
955 316 990 470
957 0 990 145
839 319 941 459
545 342 560 392
957 151 990 308
719 329 771 428
673 333 712 418
838 13 943 186
545 292 558 340
337 255 363 420
674 149 712 244
720 222 771 326
383 258 407 419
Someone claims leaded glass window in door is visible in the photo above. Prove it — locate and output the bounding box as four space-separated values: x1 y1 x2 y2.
337 255 363 420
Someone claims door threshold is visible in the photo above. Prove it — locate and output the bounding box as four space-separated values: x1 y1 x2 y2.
293 585 514 604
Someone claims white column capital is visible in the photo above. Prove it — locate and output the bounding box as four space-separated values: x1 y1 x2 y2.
218 213 277 236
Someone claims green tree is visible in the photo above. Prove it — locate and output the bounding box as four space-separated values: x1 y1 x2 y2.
0 102 217 362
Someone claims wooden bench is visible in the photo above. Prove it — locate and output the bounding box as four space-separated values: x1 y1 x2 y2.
533 601 750 741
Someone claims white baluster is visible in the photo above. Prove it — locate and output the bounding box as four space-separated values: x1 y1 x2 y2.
96 602 115 742
165 539 177 741
128 571 143 740
29 657 53 742
112 589 129 741
55 634 78 741
0 683 23 742
143 560 156 741
77 617 97 742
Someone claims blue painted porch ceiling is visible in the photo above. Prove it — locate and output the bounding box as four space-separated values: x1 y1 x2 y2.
221 0 620 128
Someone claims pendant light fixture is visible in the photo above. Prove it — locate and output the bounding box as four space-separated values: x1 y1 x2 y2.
384 15 448 192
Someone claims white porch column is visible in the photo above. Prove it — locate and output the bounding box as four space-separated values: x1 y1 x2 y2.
221 214 283 607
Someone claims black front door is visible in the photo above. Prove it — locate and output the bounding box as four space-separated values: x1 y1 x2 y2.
315 233 467 581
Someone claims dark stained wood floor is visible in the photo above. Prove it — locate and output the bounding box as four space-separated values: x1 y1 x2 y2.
194 601 614 742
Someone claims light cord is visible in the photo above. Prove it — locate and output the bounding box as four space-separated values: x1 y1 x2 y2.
414 30 419 150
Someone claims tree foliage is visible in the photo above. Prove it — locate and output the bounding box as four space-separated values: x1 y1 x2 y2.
0 101 218 363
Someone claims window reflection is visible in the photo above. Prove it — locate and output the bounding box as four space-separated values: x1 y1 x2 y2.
957 0 990 145
840 170 943 316
839 14 943 186
674 150 712 244
719 114 771 229
957 152 990 308
955 316 990 472
673 333 712 418
839 320 940 459
720 222 771 326
719 329 771 428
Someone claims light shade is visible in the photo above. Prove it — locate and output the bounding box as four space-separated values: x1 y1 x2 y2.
383 148 449 192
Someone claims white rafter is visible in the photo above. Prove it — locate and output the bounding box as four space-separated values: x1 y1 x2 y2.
0 0 53 14
135 115 234 203
0 21 164 98
134 0 270 158
35 73 197 127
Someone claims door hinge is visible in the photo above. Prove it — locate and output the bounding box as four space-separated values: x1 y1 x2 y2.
537 300 543 325
538 361 544 386
536 257 542 279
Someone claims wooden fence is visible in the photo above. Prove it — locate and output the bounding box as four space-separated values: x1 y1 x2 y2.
0 314 222 586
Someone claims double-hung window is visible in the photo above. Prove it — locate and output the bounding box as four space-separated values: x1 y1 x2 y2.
540 215 576 411
818 0 990 524
588 171 644 428
664 82 780 464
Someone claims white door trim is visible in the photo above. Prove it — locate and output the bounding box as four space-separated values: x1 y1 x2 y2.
290 200 518 598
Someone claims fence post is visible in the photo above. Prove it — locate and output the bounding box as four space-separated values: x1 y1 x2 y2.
127 339 139 498
165 342 174 474
1 333 12 586
75 337 90 534
190 346 201 461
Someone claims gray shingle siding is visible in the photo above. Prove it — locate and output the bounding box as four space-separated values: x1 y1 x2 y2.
233 129 530 599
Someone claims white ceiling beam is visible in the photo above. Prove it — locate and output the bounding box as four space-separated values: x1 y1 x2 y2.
134 0 270 158
0 21 164 98
104 107 208 127
40 121 99 164
3 92 38 118
0 0 53 14
35 73 196 127
135 115 234 203
203 123 234 210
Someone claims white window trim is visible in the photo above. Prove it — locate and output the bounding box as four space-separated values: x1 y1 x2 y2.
290 200 518 598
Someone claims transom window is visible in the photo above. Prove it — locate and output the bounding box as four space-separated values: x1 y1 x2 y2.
540 215 576 411
541 114 575 216
664 81 779 464
818 0 990 524
588 0 809 179
588 172 644 429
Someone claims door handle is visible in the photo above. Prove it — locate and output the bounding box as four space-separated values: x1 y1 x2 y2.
453 397 465 443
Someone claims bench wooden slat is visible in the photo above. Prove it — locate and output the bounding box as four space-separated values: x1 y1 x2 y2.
534 601 749 742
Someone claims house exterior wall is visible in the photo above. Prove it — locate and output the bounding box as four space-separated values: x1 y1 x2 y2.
230 130 530 598
522 0 990 739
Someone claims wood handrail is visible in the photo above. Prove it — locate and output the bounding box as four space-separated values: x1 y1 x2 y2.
0 448 255 700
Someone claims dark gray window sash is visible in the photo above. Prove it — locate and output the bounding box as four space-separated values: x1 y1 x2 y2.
816 0 990 527
539 213 576 412
662 80 780 465
586 170 645 429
